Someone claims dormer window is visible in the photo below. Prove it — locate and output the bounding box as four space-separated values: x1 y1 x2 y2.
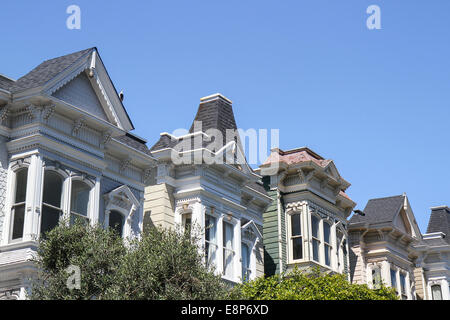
10 168 28 241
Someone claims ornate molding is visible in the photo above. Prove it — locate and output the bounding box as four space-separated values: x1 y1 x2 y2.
101 130 113 145
119 157 132 173
72 117 86 135
0 104 10 122
43 104 56 122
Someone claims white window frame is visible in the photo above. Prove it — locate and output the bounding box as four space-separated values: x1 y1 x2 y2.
205 213 218 268
287 210 304 263
67 176 94 226
323 220 332 267
8 166 30 244
310 213 321 264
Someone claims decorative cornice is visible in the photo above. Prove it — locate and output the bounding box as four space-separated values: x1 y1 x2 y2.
72 117 86 135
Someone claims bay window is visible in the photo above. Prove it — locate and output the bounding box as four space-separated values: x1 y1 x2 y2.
205 215 217 267
323 222 331 266
223 221 234 278
10 168 28 241
70 180 90 226
290 212 303 260
40 171 64 236
311 215 320 262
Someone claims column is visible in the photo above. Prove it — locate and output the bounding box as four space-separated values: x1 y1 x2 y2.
24 155 43 242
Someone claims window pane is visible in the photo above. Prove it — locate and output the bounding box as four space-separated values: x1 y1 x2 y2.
291 214 301 236
311 215 319 238
15 169 28 203
41 205 61 236
70 213 89 226
223 222 233 249
43 171 63 207
325 244 331 266
431 285 442 300
293 237 303 260
71 181 90 216
241 243 250 281
400 273 406 294
205 215 216 243
109 210 124 237
12 205 25 240
390 269 397 289
313 239 319 262
323 223 330 244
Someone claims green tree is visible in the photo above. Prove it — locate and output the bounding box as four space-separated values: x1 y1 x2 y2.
230 267 398 300
29 222 228 300
30 220 126 300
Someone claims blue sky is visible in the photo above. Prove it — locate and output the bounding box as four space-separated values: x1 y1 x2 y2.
1 1 449 233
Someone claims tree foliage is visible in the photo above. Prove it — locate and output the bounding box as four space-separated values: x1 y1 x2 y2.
30 222 228 300
230 267 398 300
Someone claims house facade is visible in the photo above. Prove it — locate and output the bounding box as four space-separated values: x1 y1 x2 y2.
259 147 356 277
144 93 272 284
0 48 155 299
415 206 450 300
348 194 423 300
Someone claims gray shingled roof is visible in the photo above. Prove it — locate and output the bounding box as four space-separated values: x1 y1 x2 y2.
151 96 238 152
426 207 450 243
8 48 94 93
350 195 404 225
114 133 152 156
0 75 15 92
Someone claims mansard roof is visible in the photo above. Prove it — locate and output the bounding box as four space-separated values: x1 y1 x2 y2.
350 195 405 224
262 147 332 168
151 93 239 151
8 48 94 93
426 206 450 242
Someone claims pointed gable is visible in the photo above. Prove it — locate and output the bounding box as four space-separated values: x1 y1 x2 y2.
350 195 404 224
52 72 109 121
9 48 93 93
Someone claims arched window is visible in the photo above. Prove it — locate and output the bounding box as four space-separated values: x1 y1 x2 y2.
290 212 303 260
109 210 124 237
431 284 442 300
323 222 331 266
11 168 28 241
241 243 251 282
70 180 91 226
311 215 320 262
40 171 64 236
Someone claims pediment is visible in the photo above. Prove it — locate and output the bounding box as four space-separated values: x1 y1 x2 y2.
323 161 341 181
52 71 109 122
43 48 133 131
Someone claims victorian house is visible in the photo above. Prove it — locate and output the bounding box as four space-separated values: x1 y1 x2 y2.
0 48 155 299
258 147 356 277
415 206 450 300
144 93 272 284
348 194 423 300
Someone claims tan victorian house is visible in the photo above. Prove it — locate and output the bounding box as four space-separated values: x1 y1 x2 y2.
348 194 423 300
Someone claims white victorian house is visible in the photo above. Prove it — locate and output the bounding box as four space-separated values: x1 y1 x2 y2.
144 93 272 284
0 48 155 299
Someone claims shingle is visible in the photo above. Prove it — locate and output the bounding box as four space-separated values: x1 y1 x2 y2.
114 133 151 155
350 195 404 225
9 48 94 93
426 207 450 243
0 75 15 92
151 96 239 152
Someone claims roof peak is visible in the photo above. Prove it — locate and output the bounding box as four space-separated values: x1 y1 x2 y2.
271 147 324 160
200 93 232 105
